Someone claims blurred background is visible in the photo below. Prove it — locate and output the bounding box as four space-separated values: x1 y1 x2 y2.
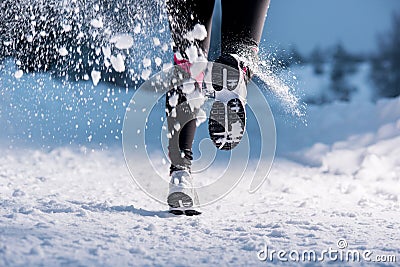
262 0 400 101
266 0 399 55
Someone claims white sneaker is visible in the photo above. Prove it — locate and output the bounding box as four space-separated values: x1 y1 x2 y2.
208 54 248 150
167 169 201 216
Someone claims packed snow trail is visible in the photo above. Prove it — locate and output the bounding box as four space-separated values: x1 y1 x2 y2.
0 140 399 266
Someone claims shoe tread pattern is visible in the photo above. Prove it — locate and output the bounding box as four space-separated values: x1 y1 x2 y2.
208 99 245 150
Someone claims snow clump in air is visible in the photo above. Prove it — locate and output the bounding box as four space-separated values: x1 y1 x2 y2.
110 54 125 73
14 70 23 79
110 34 134 50
58 47 69 57
184 24 207 42
91 70 101 86
90 17 104 28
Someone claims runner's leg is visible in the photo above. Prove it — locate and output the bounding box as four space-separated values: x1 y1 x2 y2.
221 0 270 67
165 0 215 171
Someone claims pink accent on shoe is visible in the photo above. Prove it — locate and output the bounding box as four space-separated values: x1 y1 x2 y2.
242 66 247 77
251 46 259 53
174 54 191 74
194 72 204 86
173 53 204 86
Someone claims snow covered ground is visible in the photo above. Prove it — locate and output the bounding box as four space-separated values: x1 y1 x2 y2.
1 60 400 265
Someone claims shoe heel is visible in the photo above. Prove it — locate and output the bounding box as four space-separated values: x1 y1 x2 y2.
167 192 193 209
211 62 240 92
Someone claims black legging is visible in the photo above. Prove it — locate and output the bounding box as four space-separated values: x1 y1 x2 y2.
166 0 270 170
166 0 270 56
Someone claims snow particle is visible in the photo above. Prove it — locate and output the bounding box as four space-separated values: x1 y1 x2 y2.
14 70 23 79
174 122 181 131
62 24 72 32
162 63 173 71
90 18 104 28
154 57 162 66
102 46 111 59
26 35 33 42
91 70 101 86
162 43 169 52
110 34 134 50
153 37 161 46
184 24 207 42
110 54 125 73
58 47 69 57
142 58 151 68
141 69 152 80
133 24 141 34
168 93 179 108
185 45 199 63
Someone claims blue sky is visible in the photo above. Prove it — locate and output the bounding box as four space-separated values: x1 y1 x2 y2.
263 0 400 55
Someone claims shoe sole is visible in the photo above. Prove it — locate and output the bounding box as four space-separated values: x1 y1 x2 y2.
169 209 202 216
209 61 246 150
167 192 193 208
212 61 240 92
168 192 201 216
208 98 245 150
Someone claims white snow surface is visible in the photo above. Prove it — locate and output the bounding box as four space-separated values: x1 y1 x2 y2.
0 62 399 266
0 143 399 266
